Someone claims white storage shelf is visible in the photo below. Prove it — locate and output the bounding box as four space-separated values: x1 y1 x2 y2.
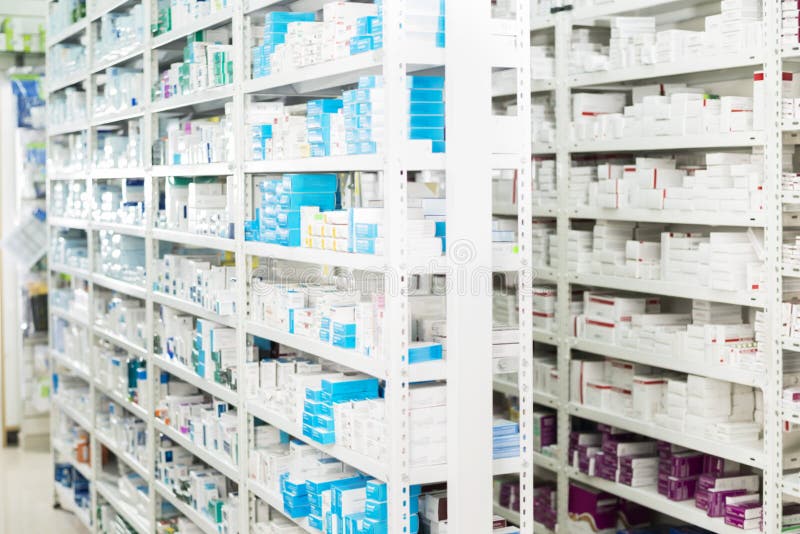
530 1 790 532
47 1 532 532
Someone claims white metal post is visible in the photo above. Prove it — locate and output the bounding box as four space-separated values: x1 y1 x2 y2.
445 0 494 531
553 11 572 530
231 1 251 532
382 1 412 531
763 0 783 530
516 0 534 532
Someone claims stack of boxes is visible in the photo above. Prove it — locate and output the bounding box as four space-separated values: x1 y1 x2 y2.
531 219 555 268
251 11 315 78
532 285 557 331
303 376 379 446
307 99 345 157
155 254 237 315
532 410 557 455
608 17 656 70
192 319 236 386
350 9 383 55
156 28 233 100
492 419 520 460
657 442 704 502
153 0 230 37
533 158 556 206
533 483 557 531
256 174 338 247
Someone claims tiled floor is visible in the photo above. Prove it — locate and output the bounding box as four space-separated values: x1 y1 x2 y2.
0 446 86 534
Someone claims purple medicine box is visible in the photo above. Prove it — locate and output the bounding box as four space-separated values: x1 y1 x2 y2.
707 489 747 517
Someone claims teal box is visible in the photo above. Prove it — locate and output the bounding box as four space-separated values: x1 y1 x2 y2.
314 414 335 431
365 500 387 521
306 388 323 401
332 332 356 349
409 115 445 128
307 99 342 115
409 127 445 141
407 76 444 89
408 88 443 102
354 222 380 238
276 209 301 229
281 173 338 193
408 343 443 363
278 192 336 211
365 480 387 501
409 102 445 115
332 322 357 337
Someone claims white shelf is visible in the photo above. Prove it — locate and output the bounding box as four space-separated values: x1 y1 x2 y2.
51 350 91 382
243 153 446 173
96 480 150 534
568 51 764 87
47 19 87 48
244 46 445 95
154 419 240 481
532 328 558 345
568 468 744 534
51 263 92 280
50 306 90 328
93 379 148 421
493 378 518 397
54 395 93 432
152 8 234 48
47 71 87 94
53 438 93 481
569 206 765 227
571 338 764 388
90 0 139 20
91 46 144 74
246 320 446 382
249 481 317 533
95 430 149 480
151 162 233 176
155 481 219 534
48 120 88 137
567 403 764 468
93 274 147 300
533 452 559 472
90 167 146 179
571 132 765 153
92 221 146 237
569 272 764 307
153 228 236 252
93 325 147 358
49 216 88 230
90 107 145 127
150 85 234 113
153 292 238 328
153 355 239 406
533 391 559 409
492 503 521 526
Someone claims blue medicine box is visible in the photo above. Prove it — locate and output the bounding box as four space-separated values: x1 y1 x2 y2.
332 322 357 337
409 102 445 115
408 76 444 89
264 11 316 23
357 16 379 35
275 227 301 247
408 343 443 363
322 377 379 396
354 223 380 239
306 388 323 401
408 89 444 102
365 500 387 521
307 99 343 115
355 237 378 254
409 127 445 141
275 209 301 229
281 173 338 193
278 192 336 211
308 515 324 530
314 414 335 431
409 115 445 128
332 332 357 349
358 75 383 88
365 480 387 501
350 36 374 54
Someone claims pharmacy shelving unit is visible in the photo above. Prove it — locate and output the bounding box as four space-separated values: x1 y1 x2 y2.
47 1 533 533
531 0 790 533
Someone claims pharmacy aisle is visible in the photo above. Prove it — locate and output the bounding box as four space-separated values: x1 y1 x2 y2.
45 0 530 533
532 0 800 533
